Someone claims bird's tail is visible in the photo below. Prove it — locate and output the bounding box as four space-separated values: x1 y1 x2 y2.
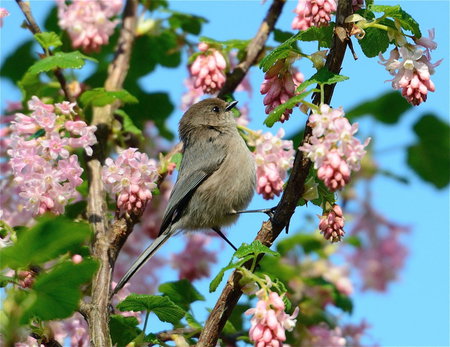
112 231 172 296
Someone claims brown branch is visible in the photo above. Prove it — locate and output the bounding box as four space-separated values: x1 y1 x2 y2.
84 1 138 346
197 1 354 346
15 0 75 103
217 0 286 99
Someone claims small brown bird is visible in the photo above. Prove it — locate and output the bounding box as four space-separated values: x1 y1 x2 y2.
113 98 256 294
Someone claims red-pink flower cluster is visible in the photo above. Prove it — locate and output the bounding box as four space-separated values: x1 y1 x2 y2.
299 104 370 192
181 77 204 111
189 43 227 94
379 30 441 106
57 0 123 52
292 0 336 31
253 128 295 200
102 148 158 215
171 234 217 281
246 291 299 347
303 323 346 347
319 204 345 243
348 204 409 292
6 96 96 216
260 59 304 123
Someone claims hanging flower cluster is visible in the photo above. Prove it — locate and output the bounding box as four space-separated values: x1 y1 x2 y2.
7 96 96 216
300 104 370 192
292 0 337 31
57 0 123 52
260 59 304 123
253 128 295 200
189 42 227 94
379 29 441 106
102 148 159 214
318 204 345 243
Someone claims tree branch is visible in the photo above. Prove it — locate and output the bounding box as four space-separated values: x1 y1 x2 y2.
85 1 138 346
197 1 354 346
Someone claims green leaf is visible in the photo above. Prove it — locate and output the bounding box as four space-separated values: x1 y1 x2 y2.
407 114 450 188
200 37 250 51
114 109 144 141
80 88 138 107
370 5 421 37
296 24 334 48
276 233 324 256
34 32 62 49
209 255 253 293
109 315 142 347
234 240 279 259
309 67 349 85
358 27 390 57
167 10 208 35
0 215 92 270
64 201 87 220
346 91 412 124
158 279 205 310
26 129 46 141
170 153 183 169
185 312 203 329
332 290 353 313
27 51 97 75
264 90 313 127
259 34 300 73
0 275 16 288
273 29 295 43
21 259 98 322
143 333 161 344
0 40 35 83
117 294 185 324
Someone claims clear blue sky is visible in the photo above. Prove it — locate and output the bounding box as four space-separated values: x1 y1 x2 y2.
1 1 449 346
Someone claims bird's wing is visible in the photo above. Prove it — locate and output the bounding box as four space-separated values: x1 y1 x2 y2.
159 133 226 235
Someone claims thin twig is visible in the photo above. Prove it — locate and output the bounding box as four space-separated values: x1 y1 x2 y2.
197 1 354 346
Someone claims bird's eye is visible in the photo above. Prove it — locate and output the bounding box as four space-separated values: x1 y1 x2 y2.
212 106 220 113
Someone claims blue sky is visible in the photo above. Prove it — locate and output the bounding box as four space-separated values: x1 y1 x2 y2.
1 1 449 346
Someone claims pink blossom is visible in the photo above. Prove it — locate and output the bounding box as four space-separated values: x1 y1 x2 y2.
41 132 70 159
57 0 123 52
56 101 76 115
246 291 299 346
342 320 373 347
379 42 441 106
260 59 304 123
0 7 9 27
303 323 346 347
292 0 336 31
171 234 217 281
102 148 158 214
318 204 345 243
253 128 295 200
181 77 203 111
189 43 227 94
65 121 97 156
300 104 370 191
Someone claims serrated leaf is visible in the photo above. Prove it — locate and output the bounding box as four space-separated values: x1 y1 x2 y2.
117 294 185 324
27 51 97 75
259 34 300 72
264 90 313 127
185 312 203 329
407 114 450 188
209 255 253 293
114 109 144 140
21 260 98 322
0 40 35 83
309 67 349 85
0 215 91 270
109 315 142 347
200 36 250 51
234 240 279 259
358 27 390 57
273 29 295 43
346 91 412 124
370 5 421 37
80 88 138 107
158 279 204 310
34 32 62 49
296 24 334 48
167 10 208 35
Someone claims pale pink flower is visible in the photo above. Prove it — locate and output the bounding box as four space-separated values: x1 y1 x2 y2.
342 320 373 347
66 121 97 156
253 128 295 200
41 132 70 159
171 234 217 281
292 0 336 31
57 0 123 52
189 43 227 94
0 8 10 27
304 323 346 347
260 59 304 123
246 291 299 346
181 77 203 111
300 104 370 191
56 101 76 115
102 148 158 214
379 42 441 106
71 254 83 264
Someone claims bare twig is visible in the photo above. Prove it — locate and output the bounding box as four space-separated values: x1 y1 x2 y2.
84 1 138 346
197 1 354 346
15 0 75 103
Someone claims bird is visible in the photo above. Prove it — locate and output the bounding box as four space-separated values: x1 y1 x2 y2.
113 98 256 295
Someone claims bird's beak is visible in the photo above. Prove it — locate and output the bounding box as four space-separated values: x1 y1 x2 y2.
225 100 238 111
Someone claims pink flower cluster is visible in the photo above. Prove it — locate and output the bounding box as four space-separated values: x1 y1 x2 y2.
303 323 346 347
260 59 304 123
292 0 336 31
57 0 123 52
379 29 441 106
319 204 345 243
171 234 217 281
102 148 158 214
0 7 9 27
300 104 370 192
253 128 295 200
246 291 299 347
189 42 227 94
349 204 409 292
7 96 96 216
